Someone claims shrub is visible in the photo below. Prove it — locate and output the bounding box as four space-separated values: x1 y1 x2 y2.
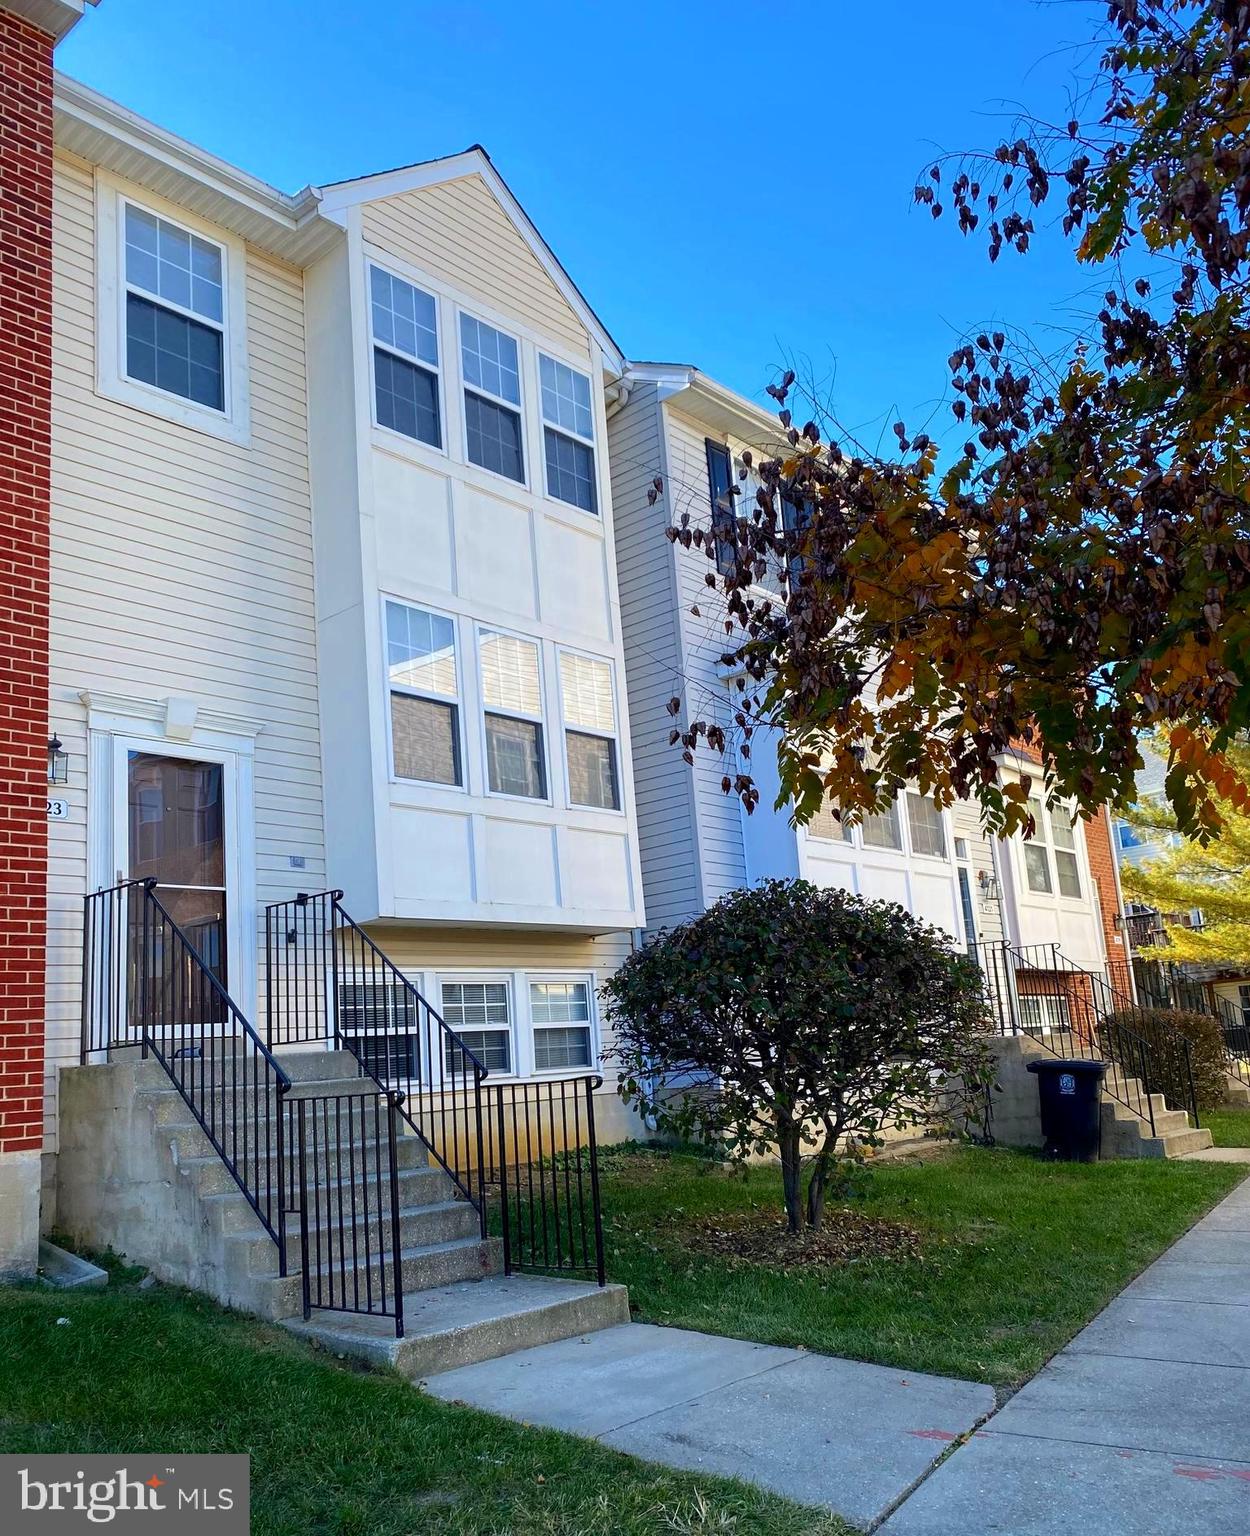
601 879 994 1232
1098 1006 1229 1112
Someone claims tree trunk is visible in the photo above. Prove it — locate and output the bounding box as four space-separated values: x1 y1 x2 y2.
805 1145 832 1231
777 1119 802 1233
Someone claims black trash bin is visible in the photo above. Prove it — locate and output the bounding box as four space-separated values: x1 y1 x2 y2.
1026 1058 1108 1162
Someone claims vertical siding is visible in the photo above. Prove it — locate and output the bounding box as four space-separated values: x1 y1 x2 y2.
607 384 701 934
46 155 325 1147
662 406 748 907
361 175 588 357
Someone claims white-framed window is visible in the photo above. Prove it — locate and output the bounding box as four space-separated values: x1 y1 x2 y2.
385 599 462 787
861 799 904 851
558 650 620 810
808 797 854 843
440 979 513 1073
540 353 597 514
1018 993 1071 1032
370 264 441 448
478 629 546 799
96 179 249 443
906 793 948 859
460 312 524 483
529 979 594 1070
1022 796 1083 898
337 979 419 1082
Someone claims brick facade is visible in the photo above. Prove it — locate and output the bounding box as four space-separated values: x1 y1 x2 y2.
0 7 53 1159
1085 805 1131 994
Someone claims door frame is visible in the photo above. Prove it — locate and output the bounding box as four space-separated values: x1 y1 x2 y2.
85 694 260 1022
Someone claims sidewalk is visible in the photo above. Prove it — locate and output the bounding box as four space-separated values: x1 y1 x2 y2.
423 1322 994 1529
880 1175 1250 1534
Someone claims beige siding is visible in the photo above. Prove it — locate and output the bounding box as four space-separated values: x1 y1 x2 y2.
46 154 325 1147
361 174 589 357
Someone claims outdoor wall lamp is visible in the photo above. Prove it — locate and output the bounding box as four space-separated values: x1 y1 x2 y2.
47 734 68 785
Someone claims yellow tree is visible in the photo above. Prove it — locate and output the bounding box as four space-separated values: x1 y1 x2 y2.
1123 737 1250 965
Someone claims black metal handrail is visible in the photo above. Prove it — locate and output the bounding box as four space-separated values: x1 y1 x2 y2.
490 1075 605 1284
81 878 293 1255
285 1087 405 1336
263 891 490 1236
972 938 1200 1133
1134 958 1250 1096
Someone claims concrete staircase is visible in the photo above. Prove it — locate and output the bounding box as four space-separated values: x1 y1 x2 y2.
56 1047 628 1377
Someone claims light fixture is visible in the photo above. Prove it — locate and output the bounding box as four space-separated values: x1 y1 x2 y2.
47 735 68 785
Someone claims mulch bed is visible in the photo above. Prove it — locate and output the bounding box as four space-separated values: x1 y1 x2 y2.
676 1207 923 1271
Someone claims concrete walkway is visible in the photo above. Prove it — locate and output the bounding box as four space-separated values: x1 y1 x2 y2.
880 1176 1250 1535
423 1322 995 1529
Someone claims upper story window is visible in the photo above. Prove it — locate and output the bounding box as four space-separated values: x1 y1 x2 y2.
461 314 524 482
386 600 461 786
559 651 620 810
370 266 441 448
479 630 546 798
808 790 948 860
862 799 903 851
906 793 948 858
706 440 736 575
540 355 597 514
1022 797 1083 898
123 203 225 412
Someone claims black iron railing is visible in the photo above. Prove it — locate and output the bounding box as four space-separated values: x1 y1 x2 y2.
264 891 490 1237
285 1087 405 1335
489 1075 606 1283
1132 958 1250 1097
81 878 293 1255
972 939 1200 1133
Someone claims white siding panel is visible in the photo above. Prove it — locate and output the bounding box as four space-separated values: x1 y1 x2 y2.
361 175 588 357
46 155 325 1148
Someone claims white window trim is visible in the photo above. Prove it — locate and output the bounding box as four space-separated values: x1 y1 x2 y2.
457 305 528 490
437 972 516 1078
805 790 951 862
382 594 467 793
903 791 951 863
1021 796 1088 905
367 260 446 455
527 972 600 1076
539 351 598 517
95 173 250 445
556 646 625 816
476 625 551 806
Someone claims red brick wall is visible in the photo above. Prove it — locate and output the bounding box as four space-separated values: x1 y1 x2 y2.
1085 805 1131 993
0 9 53 1157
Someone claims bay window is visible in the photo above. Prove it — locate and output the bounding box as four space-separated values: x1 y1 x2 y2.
559 651 620 810
386 600 462 786
479 630 546 798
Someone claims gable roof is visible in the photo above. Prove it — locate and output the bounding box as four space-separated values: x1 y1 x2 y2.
316 147 623 374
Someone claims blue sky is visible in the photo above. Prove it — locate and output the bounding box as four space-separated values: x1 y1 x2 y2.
61 0 1110 450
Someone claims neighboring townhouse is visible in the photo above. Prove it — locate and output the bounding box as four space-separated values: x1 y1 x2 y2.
607 365 1124 972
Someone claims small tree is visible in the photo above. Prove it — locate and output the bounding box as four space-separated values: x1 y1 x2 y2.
602 880 993 1232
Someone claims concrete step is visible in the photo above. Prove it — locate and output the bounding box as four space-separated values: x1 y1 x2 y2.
175 1127 429 1195
1100 1100 1191 1137
140 1077 377 1128
281 1272 630 1377
199 1164 456 1232
229 1199 482 1276
252 1235 502 1318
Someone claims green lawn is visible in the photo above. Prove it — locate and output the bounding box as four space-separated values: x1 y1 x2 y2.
1202 1106 1250 1146
599 1143 1245 1389
0 1279 846 1536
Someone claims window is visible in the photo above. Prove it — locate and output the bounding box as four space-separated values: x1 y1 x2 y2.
906 793 947 858
123 203 225 411
370 266 441 447
957 866 978 948
781 495 812 589
541 354 597 513
337 981 419 1083
480 631 546 798
861 799 903 850
530 981 593 1070
808 797 854 843
1049 808 1082 898
461 314 524 481
1117 822 1144 850
559 652 620 810
1018 993 1071 1032
386 601 461 786
706 440 736 575
441 981 512 1073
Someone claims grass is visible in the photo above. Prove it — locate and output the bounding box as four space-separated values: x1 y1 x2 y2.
0 1277 848 1536
1202 1106 1250 1147
598 1142 1245 1389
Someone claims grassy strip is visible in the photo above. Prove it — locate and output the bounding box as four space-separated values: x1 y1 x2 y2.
0 1280 847 1536
1202 1107 1250 1147
599 1143 1244 1388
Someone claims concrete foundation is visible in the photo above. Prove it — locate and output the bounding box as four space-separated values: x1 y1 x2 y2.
0 1147 40 1280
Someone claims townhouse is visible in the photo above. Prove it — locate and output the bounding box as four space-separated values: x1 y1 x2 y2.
0 1 1160 1332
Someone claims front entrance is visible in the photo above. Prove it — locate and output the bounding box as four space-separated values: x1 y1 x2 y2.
126 750 229 990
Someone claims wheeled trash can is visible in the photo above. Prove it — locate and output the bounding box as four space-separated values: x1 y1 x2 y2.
1026 1058 1107 1161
